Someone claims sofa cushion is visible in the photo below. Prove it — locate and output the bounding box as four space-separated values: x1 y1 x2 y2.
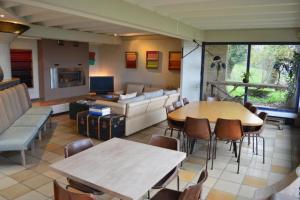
12 115 48 128
165 93 180 107
25 106 52 116
15 84 31 113
0 97 10 133
143 89 164 99
0 127 38 151
0 90 20 123
126 83 144 95
147 95 168 112
120 92 137 100
118 95 146 104
163 90 177 95
126 99 150 118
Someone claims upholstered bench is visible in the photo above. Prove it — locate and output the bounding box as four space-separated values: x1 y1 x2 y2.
0 84 52 166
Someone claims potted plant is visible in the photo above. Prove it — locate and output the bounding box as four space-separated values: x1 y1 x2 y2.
241 71 251 83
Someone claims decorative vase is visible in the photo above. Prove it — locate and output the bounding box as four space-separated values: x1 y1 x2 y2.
0 66 3 82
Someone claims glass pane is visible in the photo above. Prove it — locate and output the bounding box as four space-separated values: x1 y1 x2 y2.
202 44 248 102
248 45 300 111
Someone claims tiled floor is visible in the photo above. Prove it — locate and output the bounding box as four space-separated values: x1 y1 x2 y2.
0 114 299 200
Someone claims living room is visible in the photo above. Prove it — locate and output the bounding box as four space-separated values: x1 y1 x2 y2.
0 0 300 200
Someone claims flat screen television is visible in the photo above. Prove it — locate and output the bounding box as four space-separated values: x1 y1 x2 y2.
90 76 114 94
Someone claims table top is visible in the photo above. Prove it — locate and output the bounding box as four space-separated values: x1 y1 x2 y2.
168 101 263 126
50 138 186 200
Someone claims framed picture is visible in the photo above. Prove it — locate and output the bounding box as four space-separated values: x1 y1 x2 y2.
146 51 159 69
169 51 181 70
89 52 95 66
125 52 137 68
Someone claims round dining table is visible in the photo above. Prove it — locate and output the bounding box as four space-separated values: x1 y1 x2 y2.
168 101 263 126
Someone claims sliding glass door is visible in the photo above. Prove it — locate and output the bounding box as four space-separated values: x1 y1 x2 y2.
201 43 300 112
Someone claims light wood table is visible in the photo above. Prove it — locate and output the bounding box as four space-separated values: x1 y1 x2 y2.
168 101 263 126
51 138 186 200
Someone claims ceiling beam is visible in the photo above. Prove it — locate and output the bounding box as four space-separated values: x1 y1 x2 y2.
11 0 203 40
25 11 67 23
41 16 90 27
23 24 122 44
12 5 44 17
0 0 20 8
62 21 109 30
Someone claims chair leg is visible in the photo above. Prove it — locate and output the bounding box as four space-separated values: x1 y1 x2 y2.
237 137 244 174
21 150 26 167
147 191 150 199
206 140 210 170
211 138 216 170
190 139 196 154
170 129 173 137
248 133 250 145
252 134 255 153
177 175 180 191
260 136 265 164
256 134 258 155
164 128 168 136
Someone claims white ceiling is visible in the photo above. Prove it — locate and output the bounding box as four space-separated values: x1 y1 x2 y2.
124 0 300 30
0 0 151 36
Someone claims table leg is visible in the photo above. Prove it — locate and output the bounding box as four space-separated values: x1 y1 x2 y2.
233 142 237 158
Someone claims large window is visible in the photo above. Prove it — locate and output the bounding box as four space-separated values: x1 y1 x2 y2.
201 43 300 112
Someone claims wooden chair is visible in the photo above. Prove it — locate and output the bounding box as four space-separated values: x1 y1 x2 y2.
148 136 180 198
150 170 208 200
244 112 268 163
64 139 102 195
165 105 184 138
183 117 212 170
53 180 96 200
173 100 183 109
244 102 252 110
212 119 244 174
249 106 257 114
182 97 189 105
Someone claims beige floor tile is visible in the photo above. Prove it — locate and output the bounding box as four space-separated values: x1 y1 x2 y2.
206 188 236 200
247 168 269 179
179 169 196 182
214 179 240 195
0 183 31 200
14 191 47 200
10 170 38 182
30 162 51 173
0 177 18 190
43 170 62 179
238 185 257 199
203 176 217 188
220 171 245 184
271 165 291 174
243 176 267 188
36 182 54 197
0 164 25 176
22 175 53 189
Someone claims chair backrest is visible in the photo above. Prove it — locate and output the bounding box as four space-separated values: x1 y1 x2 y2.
149 135 179 151
166 105 175 114
258 112 268 122
249 106 257 114
64 139 94 158
178 170 208 200
214 118 243 140
173 100 183 109
244 102 252 110
182 98 189 105
206 96 219 102
53 180 96 200
184 117 211 140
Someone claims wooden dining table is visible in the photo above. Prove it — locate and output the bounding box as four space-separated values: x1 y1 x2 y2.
168 101 263 126
51 138 186 200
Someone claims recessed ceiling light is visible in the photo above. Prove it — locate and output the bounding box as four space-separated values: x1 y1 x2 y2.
113 33 118 37
0 14 5 18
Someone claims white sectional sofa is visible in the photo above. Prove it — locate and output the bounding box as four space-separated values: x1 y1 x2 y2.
96 83 180 136
0 84 52 166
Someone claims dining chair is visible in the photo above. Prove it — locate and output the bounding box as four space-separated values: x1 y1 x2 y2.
165 105 184 138
148 135 180 198
173 100 183 109
64 139 103 195
206 96 219 102
183 117 212 170
244 102 252 110
182 97 190 105
249 106 257 114
211 118 244 174
150 170 208 200
244 112 268 163
53 180 96 200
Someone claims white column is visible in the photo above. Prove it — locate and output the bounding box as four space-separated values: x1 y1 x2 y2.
180 40 202 101
0 33 16 80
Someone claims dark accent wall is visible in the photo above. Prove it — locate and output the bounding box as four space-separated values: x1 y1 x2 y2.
38 39 89 100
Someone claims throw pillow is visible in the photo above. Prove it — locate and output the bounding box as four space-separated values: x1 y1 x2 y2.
126 83 144 95
119 92 137 100
163 90 177 95
143 89 164 99
118 95 146 104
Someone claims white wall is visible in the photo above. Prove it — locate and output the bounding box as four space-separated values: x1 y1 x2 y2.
180 40 202 101
89 36 182 91
10 38 40 99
